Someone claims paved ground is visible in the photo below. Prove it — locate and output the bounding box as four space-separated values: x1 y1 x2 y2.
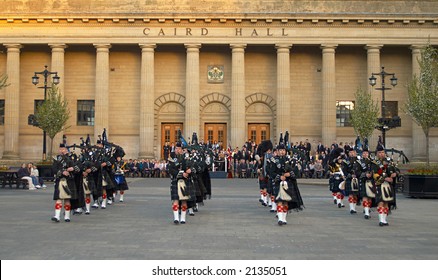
1 177 437 260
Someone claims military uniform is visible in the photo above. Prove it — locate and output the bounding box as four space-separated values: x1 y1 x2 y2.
371 146 398 226
167 142 193 224
51 144 78 222
358 148 375 219
271 144 304 226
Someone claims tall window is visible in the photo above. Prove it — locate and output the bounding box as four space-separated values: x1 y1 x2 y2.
0 100 4 125
336 100 354 127
77 100 95 126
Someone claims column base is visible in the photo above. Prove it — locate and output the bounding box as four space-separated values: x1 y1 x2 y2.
138 152 155 160
1 152 20 160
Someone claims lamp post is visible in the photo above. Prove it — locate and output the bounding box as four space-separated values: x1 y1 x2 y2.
369 66 398 147
32 65 60 161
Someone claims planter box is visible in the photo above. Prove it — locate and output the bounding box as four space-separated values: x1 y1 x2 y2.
403 175 438 198
37 165 55 181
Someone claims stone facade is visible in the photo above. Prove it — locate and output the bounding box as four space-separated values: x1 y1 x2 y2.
0 0 437 160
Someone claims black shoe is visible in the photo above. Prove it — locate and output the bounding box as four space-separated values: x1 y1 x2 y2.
350 210 357 214
193 207 198 212
65 219 71 223
173 220 179 224
338 203 342 208
341 204 345 208
364 215 370 219
262 203 267 207
180 221 186 224
383 222 389 226
259 199 263 203
379 222 385 227
334 199 337 205
278 221 283 226
51 217 60 223
85 211 90 215
73 210 82 215
189 213 195 216
270 209 276 213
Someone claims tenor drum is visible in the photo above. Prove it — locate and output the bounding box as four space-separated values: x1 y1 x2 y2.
115 174 125 185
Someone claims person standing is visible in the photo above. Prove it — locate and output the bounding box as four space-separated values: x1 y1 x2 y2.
372 145 397 226
358 147 374 219
167 142 193 224
51 144 78 222
272 144 304 226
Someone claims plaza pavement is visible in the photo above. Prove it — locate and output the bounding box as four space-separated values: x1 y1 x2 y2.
0 177 437 260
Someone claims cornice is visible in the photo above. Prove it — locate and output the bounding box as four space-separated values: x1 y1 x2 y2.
0 16 437 27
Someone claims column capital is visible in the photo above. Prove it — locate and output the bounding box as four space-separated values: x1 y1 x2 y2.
48 44 68 51
365 45 383 51
410 45 426 52
275 44 292 53
320 44 337 50
3 44 23 51
184 43 201 49
230 44 247 51
93 44 112 51
139 43 157 50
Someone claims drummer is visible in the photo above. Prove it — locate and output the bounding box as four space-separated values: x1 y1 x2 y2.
114 156 129 202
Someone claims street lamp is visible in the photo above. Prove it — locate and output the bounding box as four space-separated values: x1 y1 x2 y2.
31 65 60 161
369 66 398 147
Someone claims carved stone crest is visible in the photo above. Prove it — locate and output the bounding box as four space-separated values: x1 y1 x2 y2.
207 65 224 83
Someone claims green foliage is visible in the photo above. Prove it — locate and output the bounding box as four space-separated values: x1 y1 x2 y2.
0 74 9 90
404 43 438 166
35 84 70 145
405 44 438 134
350 87 379 141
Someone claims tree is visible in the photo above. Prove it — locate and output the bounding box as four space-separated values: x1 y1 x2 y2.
35 84 70 160
0 74 9 90
350 87 380 144
405 43 438 166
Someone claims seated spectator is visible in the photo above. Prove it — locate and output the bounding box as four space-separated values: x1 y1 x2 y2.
153 160 161 178
160 160 167 178
17 163 35 190
30 163 47 189
314 160 324 179
130 159 140 177
142 159 151 177
238 159 248 178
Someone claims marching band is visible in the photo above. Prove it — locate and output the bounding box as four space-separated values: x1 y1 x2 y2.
50 129 399 228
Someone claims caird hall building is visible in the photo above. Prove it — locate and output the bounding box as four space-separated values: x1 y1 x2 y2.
0 0 437 161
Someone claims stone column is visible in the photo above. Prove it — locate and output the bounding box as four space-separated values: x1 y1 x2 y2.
93 44 111 141
365 45 383 149
138 44 156 159
184 44 201 140
410 45 427 161
276 44 292 138
230 44 246 148
49 44 67 150
2 44 22 159
321 44 337 146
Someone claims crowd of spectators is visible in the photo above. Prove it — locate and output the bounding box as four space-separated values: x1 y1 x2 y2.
124 139 358 179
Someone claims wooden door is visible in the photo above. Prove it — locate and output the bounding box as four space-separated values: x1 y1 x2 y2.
204 123 227 149
248 123 270 144
161 123 183 159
